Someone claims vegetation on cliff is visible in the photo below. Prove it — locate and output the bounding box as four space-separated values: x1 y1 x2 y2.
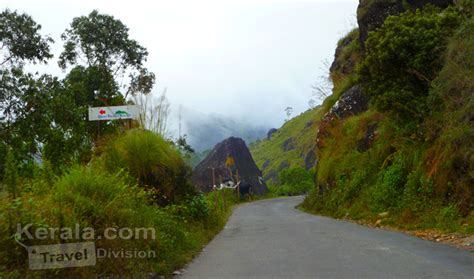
303 2 473 234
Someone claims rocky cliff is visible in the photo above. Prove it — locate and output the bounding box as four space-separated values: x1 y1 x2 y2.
192 137 268 195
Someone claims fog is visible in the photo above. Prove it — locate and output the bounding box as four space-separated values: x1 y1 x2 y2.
1 0 358 139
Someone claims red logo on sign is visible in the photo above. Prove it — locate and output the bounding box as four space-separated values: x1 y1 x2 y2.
99 109 106 115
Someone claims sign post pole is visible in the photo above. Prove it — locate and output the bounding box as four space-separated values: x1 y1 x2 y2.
212 168 217 210
220 175 226 211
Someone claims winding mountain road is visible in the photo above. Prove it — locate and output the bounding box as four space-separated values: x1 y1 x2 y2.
182 196 473 279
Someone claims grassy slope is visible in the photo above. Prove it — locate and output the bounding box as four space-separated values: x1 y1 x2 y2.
249 107 323 185
254 5 473 237
303 7 473 236
0 131 235 278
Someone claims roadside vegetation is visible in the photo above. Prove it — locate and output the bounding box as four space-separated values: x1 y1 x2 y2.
302 2 474 235
251 2 473 236
0 10 242 278
0 129 239 277
268 167 314 196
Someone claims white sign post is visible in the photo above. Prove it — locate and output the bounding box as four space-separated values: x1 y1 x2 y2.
88 105 139 121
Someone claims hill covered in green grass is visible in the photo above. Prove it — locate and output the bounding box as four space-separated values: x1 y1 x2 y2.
249 107 323 185
255 0 474 235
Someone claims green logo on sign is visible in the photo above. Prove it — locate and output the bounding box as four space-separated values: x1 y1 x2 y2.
114 110 129 117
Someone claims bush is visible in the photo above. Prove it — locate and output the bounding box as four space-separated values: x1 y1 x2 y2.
425 16 474 215
372 155 406 211
0 164 213 277
276 167 314 196
166 194 210 222
358 6 460 120
100 129 196 205
0 130 233 277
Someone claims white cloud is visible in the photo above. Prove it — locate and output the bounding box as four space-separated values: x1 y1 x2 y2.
1 0 358 128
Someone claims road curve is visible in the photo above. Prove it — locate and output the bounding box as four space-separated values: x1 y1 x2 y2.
182 196 473 279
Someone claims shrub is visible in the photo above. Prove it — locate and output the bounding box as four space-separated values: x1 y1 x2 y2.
0 165 197 276
276 167 314 196
358 6 460 120
166 194 210 222
100 129 196 205
372 155 406 210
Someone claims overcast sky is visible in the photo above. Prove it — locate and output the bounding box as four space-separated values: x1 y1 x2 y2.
1 0 358 129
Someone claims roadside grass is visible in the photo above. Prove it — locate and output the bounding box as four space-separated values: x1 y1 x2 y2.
302 12 474 239
0 130 263 278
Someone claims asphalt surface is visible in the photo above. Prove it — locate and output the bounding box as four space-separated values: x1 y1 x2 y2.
182 196 473 279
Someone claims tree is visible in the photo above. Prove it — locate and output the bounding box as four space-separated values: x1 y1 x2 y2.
0 9 53 67
311 60 333 101
3 148 19 198
284 107 293 121
0 9 53 177
0 9 53 121
56 10 156 152
58 10 155 100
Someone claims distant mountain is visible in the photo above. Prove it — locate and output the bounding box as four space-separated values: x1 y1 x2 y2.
170 106 269 152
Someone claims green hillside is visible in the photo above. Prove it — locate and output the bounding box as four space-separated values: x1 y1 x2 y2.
254 1 474 234
249 107 323 185
303 3 474 233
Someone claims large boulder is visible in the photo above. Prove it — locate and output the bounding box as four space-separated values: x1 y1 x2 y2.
192 137 268 195
357 0 454 49
316 84 369 150
330 84 369 118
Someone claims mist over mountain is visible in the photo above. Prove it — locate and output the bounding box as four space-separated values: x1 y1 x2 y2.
168 106 269 152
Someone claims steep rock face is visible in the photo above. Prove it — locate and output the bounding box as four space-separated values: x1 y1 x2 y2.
192 137 268 195
330 85 369 118
316 85 369 150
304 147 317 170
330 30 359 76
281 138 295 152
357 0 454 48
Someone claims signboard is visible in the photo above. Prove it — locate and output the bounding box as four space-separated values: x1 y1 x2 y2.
88 105 139 121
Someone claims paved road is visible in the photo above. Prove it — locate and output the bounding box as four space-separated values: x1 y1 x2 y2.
182 196 473 279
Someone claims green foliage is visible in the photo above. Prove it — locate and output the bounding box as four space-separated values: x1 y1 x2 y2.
331 28 361 83
186 194 210 220
423 15 474 215
0 9 54 177
276 167 314 196
372 155 406 210
101 129 196 205
1 9 157 177
304 10 473 234
0 156 233 277
358 7 460 120
166 194 210 222
250 107 323 184
0 9 53 66
3 148 19 198
59 10 155 98
0 141 7 182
